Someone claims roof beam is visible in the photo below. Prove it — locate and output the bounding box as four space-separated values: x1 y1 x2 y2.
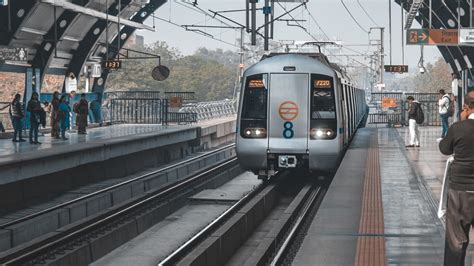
405 0 423 29
40 0 155 31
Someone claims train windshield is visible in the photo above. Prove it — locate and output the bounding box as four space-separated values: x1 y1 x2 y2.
241 74 268 119
311 74 336 120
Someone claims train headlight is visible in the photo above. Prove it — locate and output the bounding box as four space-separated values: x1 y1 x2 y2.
243 128 267 138
310 128 335 140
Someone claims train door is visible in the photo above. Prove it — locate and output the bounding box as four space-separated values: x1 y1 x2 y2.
268 73 309 154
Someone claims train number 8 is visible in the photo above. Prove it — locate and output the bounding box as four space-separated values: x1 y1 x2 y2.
283 122 294 139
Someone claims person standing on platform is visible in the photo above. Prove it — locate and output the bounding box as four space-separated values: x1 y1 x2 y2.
440 91 474 265
405 96 422 148
75 93 88 134
10 94 25 142
27 92 42 144
438 89 451 142
452 73 460 122
50 91 60 139
58 95 70 140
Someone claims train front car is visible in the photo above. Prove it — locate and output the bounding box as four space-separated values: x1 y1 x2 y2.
236 54 344 179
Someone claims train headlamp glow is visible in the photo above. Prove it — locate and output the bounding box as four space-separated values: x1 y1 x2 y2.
310 128 335 140
243 128 267 138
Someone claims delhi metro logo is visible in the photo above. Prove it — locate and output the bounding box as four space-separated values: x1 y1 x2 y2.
278 101 299 121
279 101 298 139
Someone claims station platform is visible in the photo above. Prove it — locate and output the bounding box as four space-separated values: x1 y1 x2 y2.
0 117 236 214
293 126 451 266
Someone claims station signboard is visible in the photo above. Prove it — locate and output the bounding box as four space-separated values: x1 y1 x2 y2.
169 96 183 108
0 47 28 61
407 29 459 46
384 65 409 73
103 60 122 70
382 98 397 108
460 28 474 45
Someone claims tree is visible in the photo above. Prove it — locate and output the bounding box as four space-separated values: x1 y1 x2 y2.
106 41 239 101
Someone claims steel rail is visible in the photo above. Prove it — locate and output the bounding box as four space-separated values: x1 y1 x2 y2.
270 185 324 266
158 178 269 266
0 143 235 230
1 157 240 265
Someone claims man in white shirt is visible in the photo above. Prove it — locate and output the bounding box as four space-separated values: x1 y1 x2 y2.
451 73 460 122
438 89 450 142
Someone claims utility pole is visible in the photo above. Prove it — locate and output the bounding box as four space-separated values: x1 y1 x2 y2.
237 27 245 100
264 0 269 50
380 27 385 87
370 27 385 89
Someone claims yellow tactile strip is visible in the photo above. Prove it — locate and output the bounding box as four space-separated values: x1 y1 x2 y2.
355 133 387 266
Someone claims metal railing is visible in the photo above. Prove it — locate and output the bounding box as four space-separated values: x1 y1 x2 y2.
164 92 195 102
0 102 11 132
369 92 445 126
104 91 161 99
178 99 237 121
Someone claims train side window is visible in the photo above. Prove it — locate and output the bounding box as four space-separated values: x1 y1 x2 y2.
241 74 268 120
311 74 336 120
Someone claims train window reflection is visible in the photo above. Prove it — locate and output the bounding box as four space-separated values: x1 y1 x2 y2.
311 74 336 120
242 74 268 120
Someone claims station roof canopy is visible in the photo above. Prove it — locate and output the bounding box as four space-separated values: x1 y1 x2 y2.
396 0 474 77
0 0 166 89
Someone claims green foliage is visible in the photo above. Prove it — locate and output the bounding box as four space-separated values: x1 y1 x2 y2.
386 57 452 93
106 41 239 101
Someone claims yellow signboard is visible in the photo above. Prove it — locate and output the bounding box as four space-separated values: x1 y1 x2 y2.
382 98 397 108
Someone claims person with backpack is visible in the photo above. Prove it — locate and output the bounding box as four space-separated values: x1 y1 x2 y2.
438 89 451 141
406 96 423 148
439 91 474 265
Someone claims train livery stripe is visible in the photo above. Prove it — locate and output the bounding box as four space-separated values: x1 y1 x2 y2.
354 131 387 266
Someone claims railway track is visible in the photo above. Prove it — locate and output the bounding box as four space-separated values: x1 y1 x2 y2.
0 144 240 265
159 172 330 266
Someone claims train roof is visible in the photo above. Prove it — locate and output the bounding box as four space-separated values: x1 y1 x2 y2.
262 53 331 66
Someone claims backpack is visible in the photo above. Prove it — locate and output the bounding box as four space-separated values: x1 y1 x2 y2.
415 102 424 125
444 95 454 117
73 102 80 114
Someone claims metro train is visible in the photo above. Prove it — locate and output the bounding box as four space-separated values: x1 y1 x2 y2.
236 53 368 179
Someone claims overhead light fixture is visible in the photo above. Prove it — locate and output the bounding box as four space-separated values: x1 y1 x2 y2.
464 55 472 69
405 0 423 30
455 59 462 72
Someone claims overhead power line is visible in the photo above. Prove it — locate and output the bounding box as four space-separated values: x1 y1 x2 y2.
357 0 379 27
340 0 369 33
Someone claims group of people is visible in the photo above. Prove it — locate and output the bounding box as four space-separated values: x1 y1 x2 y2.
11 92 89 144
405 83 458 148
404 73 474 265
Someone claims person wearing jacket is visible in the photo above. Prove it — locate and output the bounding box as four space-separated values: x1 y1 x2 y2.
406 96 421 148
11 93 25 142
440 91 474 265
50 91 60 139
27 92 42 144
58 95 70 140
438 89 451 141
75 94 88 134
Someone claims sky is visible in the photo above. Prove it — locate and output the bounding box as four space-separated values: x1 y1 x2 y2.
136 0 442 73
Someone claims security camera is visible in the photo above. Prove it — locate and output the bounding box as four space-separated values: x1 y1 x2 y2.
419 66 426 74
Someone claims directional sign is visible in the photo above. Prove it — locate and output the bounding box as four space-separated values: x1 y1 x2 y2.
407 29 459 46
0 47 28 61
407 29 429 45
460 28 474 44
429 29 459 45
385 65 409 73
